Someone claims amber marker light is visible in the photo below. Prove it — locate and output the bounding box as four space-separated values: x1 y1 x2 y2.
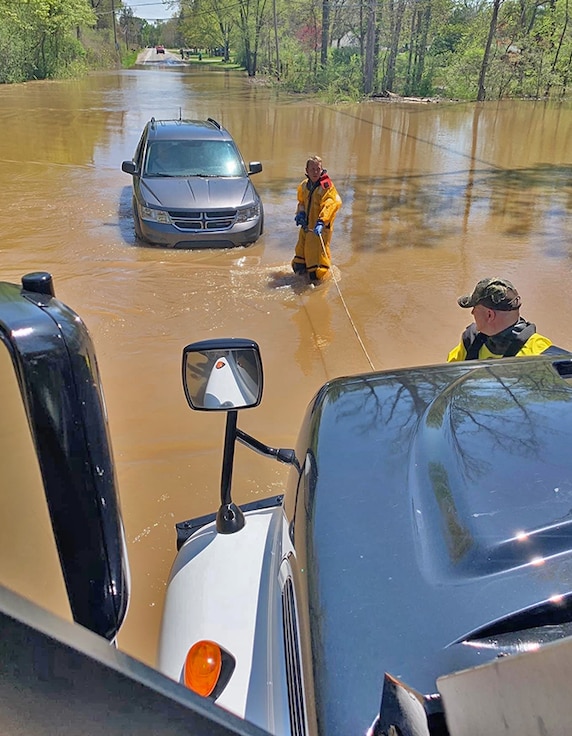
184 640 223 697
215 360 225 369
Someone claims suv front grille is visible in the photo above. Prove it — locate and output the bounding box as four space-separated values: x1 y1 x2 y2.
168 209 237 231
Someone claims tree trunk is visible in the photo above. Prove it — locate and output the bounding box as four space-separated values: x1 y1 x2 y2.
545 0 567 96
363 0 377 94
384 0 406 92
273 0 280 78
477 0 502 101
405 10 417 92
321 0 330 66
412 3 431 93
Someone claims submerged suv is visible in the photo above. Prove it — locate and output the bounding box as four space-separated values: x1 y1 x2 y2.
121 118 264 248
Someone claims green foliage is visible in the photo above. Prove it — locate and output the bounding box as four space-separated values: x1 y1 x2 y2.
320 51 364 101
278 39 364 100
0 0 98 81
81 26 122 69
122 49 140 67
277 34 319 92
430 30 464 56
440 46 482 99
0 27 32 83
179 0 225 50
45 36 90 78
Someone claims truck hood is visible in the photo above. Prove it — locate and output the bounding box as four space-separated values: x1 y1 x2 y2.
294 355 572 736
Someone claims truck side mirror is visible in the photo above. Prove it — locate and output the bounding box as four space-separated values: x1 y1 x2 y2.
182 338 263 412
181 338 264 534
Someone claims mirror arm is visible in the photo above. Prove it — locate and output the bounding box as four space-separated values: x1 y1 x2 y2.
216 410 245 534
236 428 299 469
215 412 300 535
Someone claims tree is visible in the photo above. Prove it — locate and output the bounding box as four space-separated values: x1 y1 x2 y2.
406 0 433 94
180 0 234 58
363 0 377 94
477 0 503 99
118 6 146 50
321 0 330 64
383 0 408 91
547 0 570 95
89 0 124 31
235 0 270 75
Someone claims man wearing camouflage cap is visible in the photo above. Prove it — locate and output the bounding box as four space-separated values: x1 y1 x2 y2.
448 277 561 361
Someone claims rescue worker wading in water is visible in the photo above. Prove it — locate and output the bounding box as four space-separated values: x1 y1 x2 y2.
292 156 342 283
447 277 565 361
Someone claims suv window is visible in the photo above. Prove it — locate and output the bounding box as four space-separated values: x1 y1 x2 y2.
144 140 245 178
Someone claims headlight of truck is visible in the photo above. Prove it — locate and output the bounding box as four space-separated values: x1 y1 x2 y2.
140 206 172 224
236 202 260 223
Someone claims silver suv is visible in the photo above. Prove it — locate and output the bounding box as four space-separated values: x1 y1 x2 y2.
121 118 264 248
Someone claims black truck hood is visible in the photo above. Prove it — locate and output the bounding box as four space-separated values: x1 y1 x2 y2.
292 355 572 736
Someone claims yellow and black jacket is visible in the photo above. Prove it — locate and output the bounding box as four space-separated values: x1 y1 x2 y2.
447 319 558 362
296 171 342 230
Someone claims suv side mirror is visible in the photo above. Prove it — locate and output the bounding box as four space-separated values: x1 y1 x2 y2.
182 338 263 411
248 162 263 175
121 160 138 175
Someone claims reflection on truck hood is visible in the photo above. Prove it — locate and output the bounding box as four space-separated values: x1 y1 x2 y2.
140 176 256 209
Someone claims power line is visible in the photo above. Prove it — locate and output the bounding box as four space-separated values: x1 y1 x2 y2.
127 1 173 9
124 1 176 20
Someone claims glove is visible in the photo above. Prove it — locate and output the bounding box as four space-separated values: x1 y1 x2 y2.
295 211 307 228
313 220 324 236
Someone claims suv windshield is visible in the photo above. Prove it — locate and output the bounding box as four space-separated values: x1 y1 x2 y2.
144 140 246 178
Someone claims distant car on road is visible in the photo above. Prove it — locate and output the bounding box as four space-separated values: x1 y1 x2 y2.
121 117 264 248
155 45 165 54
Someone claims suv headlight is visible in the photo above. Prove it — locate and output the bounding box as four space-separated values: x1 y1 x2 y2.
236 202 260 223
140 205 172 225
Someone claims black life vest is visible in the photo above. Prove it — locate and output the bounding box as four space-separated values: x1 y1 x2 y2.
462 319 537 360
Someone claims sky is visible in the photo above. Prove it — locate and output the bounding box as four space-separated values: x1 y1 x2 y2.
125 1 176 22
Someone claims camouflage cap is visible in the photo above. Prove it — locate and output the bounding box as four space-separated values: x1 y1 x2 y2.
457 278 522 311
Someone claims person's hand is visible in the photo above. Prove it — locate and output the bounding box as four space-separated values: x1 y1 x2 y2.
313 220 324 236
295 211 307 228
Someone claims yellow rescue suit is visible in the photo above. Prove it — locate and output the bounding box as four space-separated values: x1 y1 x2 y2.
292 171 342 282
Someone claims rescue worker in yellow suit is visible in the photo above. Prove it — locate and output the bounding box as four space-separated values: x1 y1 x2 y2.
447 277 565 361
292 156 342 283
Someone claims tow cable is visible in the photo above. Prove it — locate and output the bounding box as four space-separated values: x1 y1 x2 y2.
317 232 376 372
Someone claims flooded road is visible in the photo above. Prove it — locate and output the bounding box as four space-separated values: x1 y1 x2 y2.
0 64 571 666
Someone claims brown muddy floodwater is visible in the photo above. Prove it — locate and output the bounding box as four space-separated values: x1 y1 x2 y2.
0 62 571 667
